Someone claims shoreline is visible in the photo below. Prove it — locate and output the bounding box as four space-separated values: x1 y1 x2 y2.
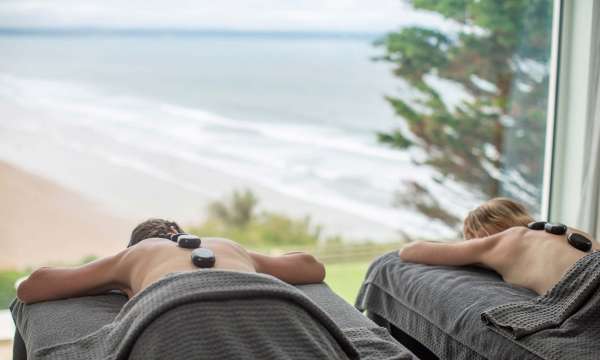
0 156 403 270
0 121 407 244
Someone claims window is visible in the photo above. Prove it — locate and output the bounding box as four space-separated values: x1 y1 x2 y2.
0 1 557 307
373 1 555 235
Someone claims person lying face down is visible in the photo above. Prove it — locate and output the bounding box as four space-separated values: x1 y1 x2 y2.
461 197 534 240
399 197 599 296
17 218 326 304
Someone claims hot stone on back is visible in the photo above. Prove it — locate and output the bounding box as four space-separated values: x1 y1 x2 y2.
544 223 567 235
177 234 201 249
567 233 592 252
527 221 547 230
191 248 216 268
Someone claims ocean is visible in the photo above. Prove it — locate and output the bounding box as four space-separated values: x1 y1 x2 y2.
0 32 467 241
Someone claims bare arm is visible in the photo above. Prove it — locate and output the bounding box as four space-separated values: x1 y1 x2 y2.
249 251 326 285
399 236 498 266
17 252 130 304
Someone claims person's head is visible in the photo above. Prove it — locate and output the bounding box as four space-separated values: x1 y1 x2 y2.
463 197 534 240
128 218 183 247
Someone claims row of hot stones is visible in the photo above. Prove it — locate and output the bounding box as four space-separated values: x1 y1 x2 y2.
527 221 593 252
169 233 216 268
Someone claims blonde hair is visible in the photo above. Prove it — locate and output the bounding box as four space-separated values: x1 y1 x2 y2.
463 197 534 240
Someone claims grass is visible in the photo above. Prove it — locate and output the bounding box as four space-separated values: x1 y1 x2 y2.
324 261 371 304
0 270 28 309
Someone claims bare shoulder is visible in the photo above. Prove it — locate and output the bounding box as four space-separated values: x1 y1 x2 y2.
119 238 161 261
479 226 529 267
484 226 528 246
116 238 172 271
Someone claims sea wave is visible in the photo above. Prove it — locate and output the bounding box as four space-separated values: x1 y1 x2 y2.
161 104 411 162
0 72 465 238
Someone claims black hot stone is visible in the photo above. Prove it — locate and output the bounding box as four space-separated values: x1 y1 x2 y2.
191 248 216 268
544 223 568 235
527 221 547 230
568 233 592 252
169 233 183 242
177 234 201 249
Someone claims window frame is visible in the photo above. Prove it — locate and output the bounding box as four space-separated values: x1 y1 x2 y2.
546 0 597 224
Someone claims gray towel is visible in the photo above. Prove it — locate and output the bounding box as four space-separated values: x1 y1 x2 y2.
481 251 600 359
31 270 361 360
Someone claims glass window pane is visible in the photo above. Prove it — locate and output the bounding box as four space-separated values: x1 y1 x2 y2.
0 1 555 307
374 0 554 235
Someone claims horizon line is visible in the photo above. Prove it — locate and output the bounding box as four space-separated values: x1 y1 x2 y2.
0 27 385 39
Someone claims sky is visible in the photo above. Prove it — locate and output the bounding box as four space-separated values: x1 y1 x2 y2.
0 0 454 33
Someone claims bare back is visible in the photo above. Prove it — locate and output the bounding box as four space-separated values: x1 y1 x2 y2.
400 227 598 295
123 237 256 296
483 228 594 294
17 237 326 304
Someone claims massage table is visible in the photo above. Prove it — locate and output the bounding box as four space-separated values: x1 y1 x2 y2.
356 251 600 360
11 271 417 359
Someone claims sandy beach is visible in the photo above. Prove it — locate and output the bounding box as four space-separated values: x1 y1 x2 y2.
0 108 411 252
0 161 133 269
0 155 405 270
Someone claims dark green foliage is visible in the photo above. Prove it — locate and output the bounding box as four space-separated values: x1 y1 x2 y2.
376 0 553 227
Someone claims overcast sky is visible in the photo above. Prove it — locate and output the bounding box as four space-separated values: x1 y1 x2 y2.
0 0 454 32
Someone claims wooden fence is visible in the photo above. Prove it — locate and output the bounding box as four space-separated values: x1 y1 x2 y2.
263 241 407 264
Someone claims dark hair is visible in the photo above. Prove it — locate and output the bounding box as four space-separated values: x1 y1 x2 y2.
128 218 183 247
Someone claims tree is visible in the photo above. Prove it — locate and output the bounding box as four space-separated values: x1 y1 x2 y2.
191 189 324 247
376 0 553 229
208 188 258 228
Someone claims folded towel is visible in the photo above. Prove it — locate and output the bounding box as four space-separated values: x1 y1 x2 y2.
481 251 600 338
481 251 600 359
31 270 361 360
